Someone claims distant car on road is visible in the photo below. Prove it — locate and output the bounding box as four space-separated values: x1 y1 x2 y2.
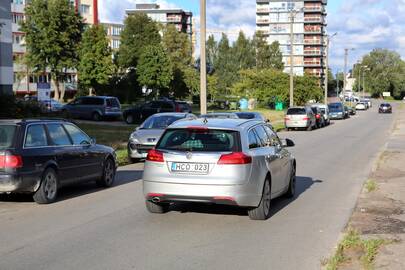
0 119 117 204
310 106 326 128
127 113 196 162
378 103 392 114
285 106 316 131
346 106 356 116
328 102 346 120
143 118 296 220
123 99 191 124
199 112 239 119
234 112 266 122
310 104 330 125
355 102 367 111
62 96 122 121
343 106 351 119
40 99 64 112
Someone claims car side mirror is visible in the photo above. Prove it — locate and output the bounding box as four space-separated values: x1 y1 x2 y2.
135 126 140 131
90 138 96 145
282 138 295 147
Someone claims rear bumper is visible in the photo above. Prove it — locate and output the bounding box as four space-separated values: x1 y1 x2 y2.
285 120 310 128
0 173 40 193
379 109 392 113
143 180 261 207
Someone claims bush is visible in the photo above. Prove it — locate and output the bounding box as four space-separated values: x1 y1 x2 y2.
0 94 42 119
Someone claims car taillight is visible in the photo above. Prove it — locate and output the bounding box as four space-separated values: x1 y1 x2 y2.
316 114 321 119
303 117 310 120
284 116 290 120
0 154 23 169
146 149 164 163
218 152 252 165
175 104 181 112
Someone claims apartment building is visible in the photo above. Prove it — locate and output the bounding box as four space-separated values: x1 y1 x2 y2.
256 0 327 82
126 4 193 40
11 0 99 97
102 22 124 51
0 0 13 95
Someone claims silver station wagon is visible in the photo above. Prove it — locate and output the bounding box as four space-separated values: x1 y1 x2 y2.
142 118 296 220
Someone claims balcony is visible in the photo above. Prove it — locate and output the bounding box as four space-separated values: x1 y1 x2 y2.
304 16 323 23
305 28 323 34
256 18 270 24
11 3 25 13
304 39 323 45
256 7 270 13
304 61 323 67
13 43 25 54
304 50 323 56
304 6 323 12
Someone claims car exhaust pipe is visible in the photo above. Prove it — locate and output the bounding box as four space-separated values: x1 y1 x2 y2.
151 197 161 203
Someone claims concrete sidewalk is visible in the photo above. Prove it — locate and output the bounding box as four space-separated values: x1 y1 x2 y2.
347 104 405 269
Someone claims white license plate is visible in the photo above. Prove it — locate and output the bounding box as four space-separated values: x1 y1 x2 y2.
171 163 209 174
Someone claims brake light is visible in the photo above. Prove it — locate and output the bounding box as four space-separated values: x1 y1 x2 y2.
147 193 164 198
303 117 310 120
146 149 164 163
218 152 252 165
187 126 208 130
0 155 23 169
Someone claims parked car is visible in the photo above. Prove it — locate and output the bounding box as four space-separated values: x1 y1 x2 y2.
0 119 117 204
142 118 296 220
40 99 64 112
310 103 330 125
128 113 196 162
355 102 367 111
311 106 326 128
235 112 266 122
359 100 369 109
328 102 346 120
346 106 357 115
62 96 122 121
343 106 351 119
285 106 316 131
123 99 191 124
378 103 392 114
199 112 239 119
364 98 372 108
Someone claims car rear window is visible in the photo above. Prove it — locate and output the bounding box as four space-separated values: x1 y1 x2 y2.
106 98 120 107
329 104 343 112
235 113 255 119
157 129 240 152
287 108 306 115
141 115 184 129
0 125 16 150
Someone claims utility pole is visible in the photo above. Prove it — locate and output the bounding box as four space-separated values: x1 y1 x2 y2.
289 11 294 108
324 33 337 105
200 0 207 114
343 48 354 94
288 8 302 107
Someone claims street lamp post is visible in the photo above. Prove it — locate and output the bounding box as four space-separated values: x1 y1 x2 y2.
343 48 355 94
288 8 303 107
200 0 207 114
324 32 337 105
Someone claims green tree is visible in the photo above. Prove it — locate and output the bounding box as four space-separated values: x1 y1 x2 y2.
268 41 284 70
206 35 218 68
253 31 284 70
233 31 255 70
137 45 173 97
118 13 161 69
214 33 238 94
78 25 113 95
20 0 83 101
162 24 193 98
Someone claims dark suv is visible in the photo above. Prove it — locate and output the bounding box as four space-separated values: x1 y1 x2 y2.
62 96 122 121
123 99 192 124
0 119 117 204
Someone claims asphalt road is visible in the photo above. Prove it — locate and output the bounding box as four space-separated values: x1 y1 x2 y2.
0 102 397 270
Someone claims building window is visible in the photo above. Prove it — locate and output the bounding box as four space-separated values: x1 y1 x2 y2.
80 4 90 15
112 39 120 49
112 26 122 36
12 13 25 24
12 0 24 4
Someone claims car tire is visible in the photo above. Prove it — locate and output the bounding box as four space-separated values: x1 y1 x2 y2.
92 112 101 121
307 124 312 131
125 114 134 124
145 200 170 214
33 168 58 204
285 165 296 198
248 178 271 220
96 158 116 187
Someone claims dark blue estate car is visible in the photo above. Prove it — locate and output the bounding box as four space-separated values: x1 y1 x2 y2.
0 119 117 204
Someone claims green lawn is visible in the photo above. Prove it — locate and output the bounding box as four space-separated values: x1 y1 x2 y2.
77 123 135 149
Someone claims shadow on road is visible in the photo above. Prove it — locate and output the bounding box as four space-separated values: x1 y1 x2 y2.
0 169 143 203
168 176 322 217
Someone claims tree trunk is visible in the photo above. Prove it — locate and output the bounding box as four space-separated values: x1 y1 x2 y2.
60 81 66 101
52 76 60 101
